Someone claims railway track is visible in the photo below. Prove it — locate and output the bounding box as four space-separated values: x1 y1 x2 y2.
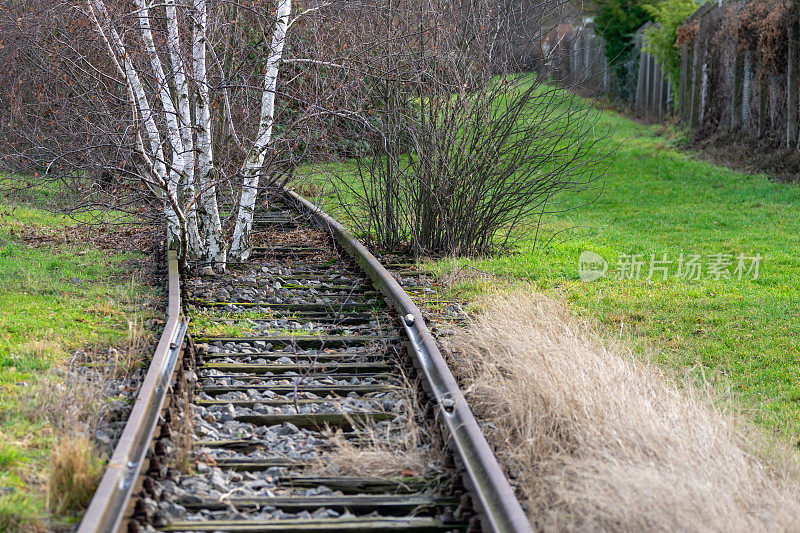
78 188 531 533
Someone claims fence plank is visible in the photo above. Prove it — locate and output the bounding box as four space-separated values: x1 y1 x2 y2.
680 44 690 123
657 61 664 119
731 51 744 131
742 51 752 127
787 21 799 147
690 13 707 128
758 77 768 138
636 37 647 112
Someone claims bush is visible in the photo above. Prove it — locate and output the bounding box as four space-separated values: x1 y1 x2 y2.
326 0 611 257
334 78 610 256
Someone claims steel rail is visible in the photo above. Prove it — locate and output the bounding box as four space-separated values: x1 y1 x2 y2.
281 189 534 533
79 250 188 533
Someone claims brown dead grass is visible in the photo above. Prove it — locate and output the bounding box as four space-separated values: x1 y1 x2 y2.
47 435 104 516
290 178 327 199
19 339 64 359
10 311 155 525
316 428 433 478
314 383 443 478
446 291 800 531
20 223 162 254
23 317 152 430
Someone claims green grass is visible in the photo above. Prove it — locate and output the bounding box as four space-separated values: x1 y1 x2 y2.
0 195 158 528
435 112 800 441
312 95 800 443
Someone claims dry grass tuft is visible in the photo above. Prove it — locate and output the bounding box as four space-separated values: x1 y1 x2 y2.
436 262 495 289
314 386 442 478
447 290 800 531
20 339 64 359
47 435 104 516
116 315 153 375
316 427 433 478
290 177 326 200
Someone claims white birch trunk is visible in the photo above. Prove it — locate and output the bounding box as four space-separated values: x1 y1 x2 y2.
165 0 202 259
228 0 292 262
135 0 187 255
87 0 187 260
192 0 226 269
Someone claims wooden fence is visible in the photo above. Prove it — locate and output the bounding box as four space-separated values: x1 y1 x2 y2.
679 1 800 148
556 1 800 151
553 22 671 115
543 22 614 96
634 23 672 120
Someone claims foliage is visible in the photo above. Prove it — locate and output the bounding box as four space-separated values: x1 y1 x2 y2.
0 194 158 528
641 0 701 95
591 0 654 100
674 0 796 80
733 0 795 77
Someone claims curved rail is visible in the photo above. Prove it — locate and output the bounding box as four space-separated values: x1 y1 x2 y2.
282 189 533 533
79 249 188 533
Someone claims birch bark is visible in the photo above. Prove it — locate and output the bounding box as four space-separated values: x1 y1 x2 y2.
165 0 202 258
87 0 187 260
228 0 292 262
134 0 186 227
192 0 226 269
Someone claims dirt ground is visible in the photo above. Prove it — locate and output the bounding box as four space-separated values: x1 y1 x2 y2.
690 130 800 183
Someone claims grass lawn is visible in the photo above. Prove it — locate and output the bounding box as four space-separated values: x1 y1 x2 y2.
310 99 800 444
0 195 159 529
436 113 800 441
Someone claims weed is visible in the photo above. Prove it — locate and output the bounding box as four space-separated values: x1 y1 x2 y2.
47 436 104 516
0 444 22 470
0 197 158 527
447 291 800 530
0 488 38 532
313 372 442 478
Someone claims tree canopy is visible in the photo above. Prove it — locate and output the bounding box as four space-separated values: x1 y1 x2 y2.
590 0 654 98
642 0 702 95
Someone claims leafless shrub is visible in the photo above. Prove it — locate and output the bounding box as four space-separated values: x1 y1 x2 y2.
315 0 610 256
446 290 800 531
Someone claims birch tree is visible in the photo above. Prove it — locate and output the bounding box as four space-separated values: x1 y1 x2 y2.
81 0 293 269
228 0 292 262
191 0 226 267
86 0 189 261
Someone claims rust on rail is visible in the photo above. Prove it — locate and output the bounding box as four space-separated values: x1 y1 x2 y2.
78 249 188 533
